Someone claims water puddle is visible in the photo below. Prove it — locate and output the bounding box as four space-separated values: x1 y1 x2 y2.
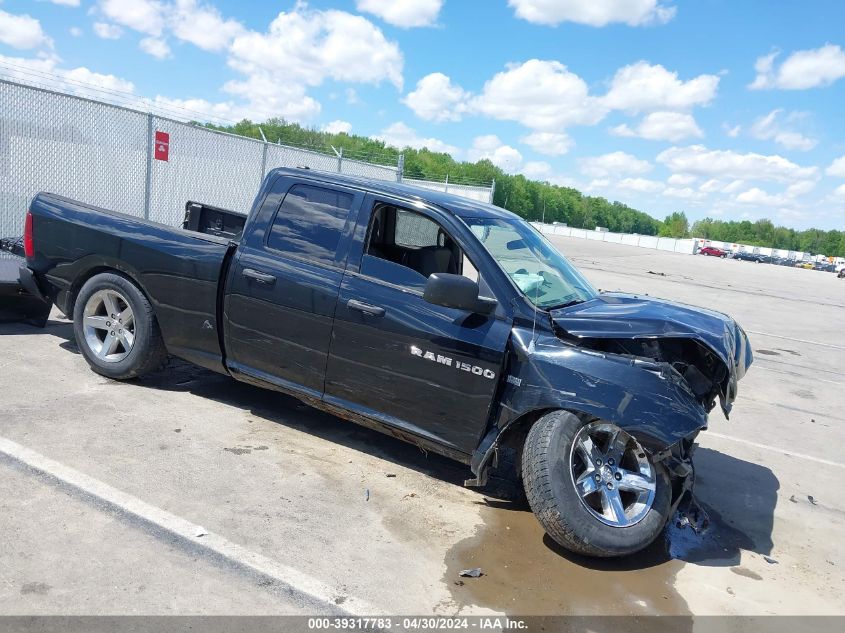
444 499 689 616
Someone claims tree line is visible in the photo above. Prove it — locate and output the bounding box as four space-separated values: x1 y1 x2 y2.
204 118 845 257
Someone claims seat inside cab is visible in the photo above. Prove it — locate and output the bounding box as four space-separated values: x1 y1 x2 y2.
366 205 463 279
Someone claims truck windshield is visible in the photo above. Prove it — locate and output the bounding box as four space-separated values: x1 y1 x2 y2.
463 217 598 309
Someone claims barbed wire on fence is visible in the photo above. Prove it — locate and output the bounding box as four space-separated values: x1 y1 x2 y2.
0 78 494 252
0 62 495 190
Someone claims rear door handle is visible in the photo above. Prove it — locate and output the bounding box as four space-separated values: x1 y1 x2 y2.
242 268 276 284
347 299 385 317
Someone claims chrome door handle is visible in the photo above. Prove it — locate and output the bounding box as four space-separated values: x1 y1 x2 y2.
347 299 385 317
242 268 276 284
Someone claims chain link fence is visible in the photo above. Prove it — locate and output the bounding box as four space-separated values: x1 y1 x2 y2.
0 79 494 258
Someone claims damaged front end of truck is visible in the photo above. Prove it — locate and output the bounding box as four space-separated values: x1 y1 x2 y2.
470 292 753 519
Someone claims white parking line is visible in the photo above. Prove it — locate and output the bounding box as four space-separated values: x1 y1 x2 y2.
0 436 378 615
705 432 845 469
747 330 845 351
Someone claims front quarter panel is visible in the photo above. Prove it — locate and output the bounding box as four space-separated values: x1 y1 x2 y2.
496 326 708 454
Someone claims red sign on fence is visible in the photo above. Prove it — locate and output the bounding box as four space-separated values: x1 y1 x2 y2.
154 131 169 161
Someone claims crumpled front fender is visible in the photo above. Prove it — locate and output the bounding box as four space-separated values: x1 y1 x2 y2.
494 327 708 455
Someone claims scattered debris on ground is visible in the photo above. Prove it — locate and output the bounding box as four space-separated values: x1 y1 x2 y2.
458 568 483 578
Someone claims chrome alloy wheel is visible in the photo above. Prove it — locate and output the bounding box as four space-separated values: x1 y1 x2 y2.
569 421 657 527
82 289 135 363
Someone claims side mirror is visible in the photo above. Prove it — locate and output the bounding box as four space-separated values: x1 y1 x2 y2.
423 273 496 315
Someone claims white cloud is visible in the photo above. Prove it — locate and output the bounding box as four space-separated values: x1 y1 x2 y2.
785 180 816 197
832 184 845 200
375 122 460 156
0 54 136 98
617 177 663 193
64 66 136 94
520 131 573 156
228 7 404 91
723 123 741 137
749 45 845 90
96 1 244 51
149 95 263 122
0 9 51 49
657 145 818 182
356 0 442 28
698 179 745 194
170 0 245 52
98 0 165 36
49 0 81 5
663 186 704 200
610 111 703 142
140 37 171 59
735 187 787 206
321 120 353 134
403 73 469 122
69 27 83 37
521 161 553 180
825 155 845 178
508 0 675 27
602 62 719 113
345 88 360 105
668 173 696 186
579 151 652 178
467 135 523 172
471 59 605 131
749 109 817 151
93 22 123 39
220 74 321 121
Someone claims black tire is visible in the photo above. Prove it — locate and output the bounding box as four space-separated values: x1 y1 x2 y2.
72 272 167 380
521 410 671 557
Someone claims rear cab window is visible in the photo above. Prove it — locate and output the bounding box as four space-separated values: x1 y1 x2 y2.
266 183 356 266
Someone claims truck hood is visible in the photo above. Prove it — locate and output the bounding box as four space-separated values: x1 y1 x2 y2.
550 293 753 417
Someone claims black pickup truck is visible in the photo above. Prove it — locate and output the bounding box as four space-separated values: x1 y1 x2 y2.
19 168 752 557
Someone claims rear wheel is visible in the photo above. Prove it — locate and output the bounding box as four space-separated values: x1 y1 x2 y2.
73 273 167 380
522 411 671 557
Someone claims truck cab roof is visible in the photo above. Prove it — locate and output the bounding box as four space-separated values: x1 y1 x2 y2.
269 167 517 222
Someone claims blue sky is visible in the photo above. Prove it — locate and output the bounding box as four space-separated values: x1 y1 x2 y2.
1 1 845 229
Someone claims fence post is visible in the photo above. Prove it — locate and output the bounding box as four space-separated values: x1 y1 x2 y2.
444 174 449 193
397 154 404 182
260 141 268 184
490 178 496 204
143 113 153 220
337 147 343 173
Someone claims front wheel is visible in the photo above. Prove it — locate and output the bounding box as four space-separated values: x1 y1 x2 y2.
522 411 671 557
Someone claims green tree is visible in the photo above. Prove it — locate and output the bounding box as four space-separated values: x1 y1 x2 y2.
658 212 689 238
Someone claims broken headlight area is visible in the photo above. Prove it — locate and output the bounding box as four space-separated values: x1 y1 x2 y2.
562 336 728 414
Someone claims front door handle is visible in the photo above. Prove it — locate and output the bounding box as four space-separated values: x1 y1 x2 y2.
347 299 385 317
242 268 276 284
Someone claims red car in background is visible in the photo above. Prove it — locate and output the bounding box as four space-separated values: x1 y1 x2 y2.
699 246 727 257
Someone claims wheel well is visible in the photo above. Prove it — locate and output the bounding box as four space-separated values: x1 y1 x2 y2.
67 267 148 317
495 408 597 476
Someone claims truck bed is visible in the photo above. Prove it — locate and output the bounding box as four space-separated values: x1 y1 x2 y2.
27 193 237 373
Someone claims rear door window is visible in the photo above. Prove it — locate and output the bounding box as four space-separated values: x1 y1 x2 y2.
266 184 355 265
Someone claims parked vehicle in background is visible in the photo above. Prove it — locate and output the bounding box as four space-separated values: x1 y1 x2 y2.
699 246 727 257
731 251 765 263
796 261 815 269
838 268 845 278
19 168 753 558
